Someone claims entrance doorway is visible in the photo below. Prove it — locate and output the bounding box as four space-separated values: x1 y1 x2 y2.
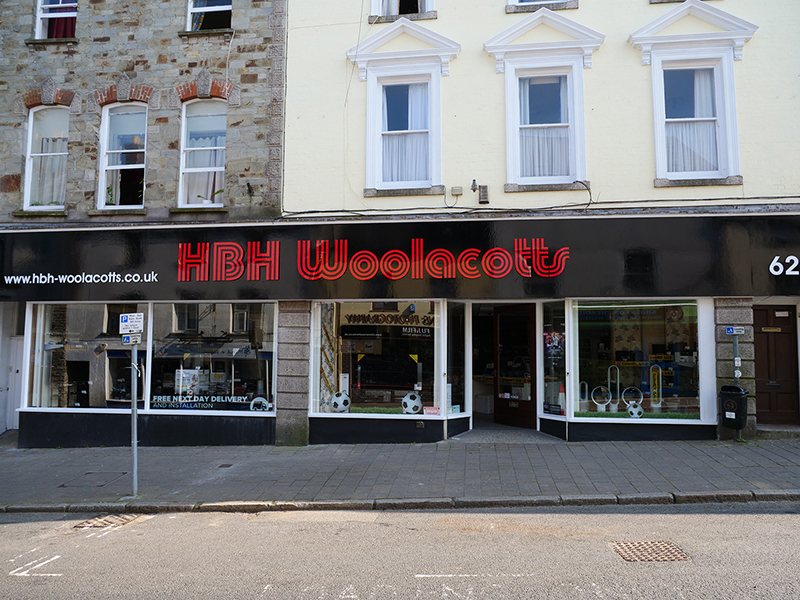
754 305 800 425
493 305 536 429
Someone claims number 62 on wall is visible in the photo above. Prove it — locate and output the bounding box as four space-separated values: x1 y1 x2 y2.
770 255 800 275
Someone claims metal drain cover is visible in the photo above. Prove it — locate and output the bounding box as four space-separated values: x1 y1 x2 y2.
75 514 139 529
610 541 691 562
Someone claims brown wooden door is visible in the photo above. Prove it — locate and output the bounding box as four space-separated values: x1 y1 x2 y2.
754 305 800 425
493 305 536 428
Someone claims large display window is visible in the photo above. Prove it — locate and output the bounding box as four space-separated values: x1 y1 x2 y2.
150 303 275 412
29 303 149 408
573 301 700 420
27 302 276 413
542 301 566 417
313 301 441 415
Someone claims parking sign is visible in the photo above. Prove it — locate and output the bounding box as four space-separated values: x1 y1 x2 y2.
120 313 144 334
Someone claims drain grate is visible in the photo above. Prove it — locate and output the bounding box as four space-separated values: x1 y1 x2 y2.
610 541 691 562
75 514 139 529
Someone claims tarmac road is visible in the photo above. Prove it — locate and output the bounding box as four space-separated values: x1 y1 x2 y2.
1 503 799 600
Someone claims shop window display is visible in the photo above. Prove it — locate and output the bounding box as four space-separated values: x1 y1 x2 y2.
314 301 441 415
29 304 149 408
542 301 566 416
150 303 275 412
574 301 699 419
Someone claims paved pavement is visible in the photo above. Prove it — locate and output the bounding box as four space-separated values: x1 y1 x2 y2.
1 426 800 513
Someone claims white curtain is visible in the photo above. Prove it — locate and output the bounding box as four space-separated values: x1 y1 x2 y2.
666 69 718 173
382 83 429 183
31 137 67 206
382 0 398 15
185 134 225 204
519 77 570 178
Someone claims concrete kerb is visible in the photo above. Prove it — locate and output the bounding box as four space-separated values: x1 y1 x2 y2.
3 490 800 514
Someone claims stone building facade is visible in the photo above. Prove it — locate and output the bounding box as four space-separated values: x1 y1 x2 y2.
1 0 285 223
0 0 303 444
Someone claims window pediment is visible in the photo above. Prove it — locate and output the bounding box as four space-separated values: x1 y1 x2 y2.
346 17 460 81
628 0 757 65
484 8 604 72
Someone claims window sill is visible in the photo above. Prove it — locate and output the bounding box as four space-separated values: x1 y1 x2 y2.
654 175 743 188
25 38 78 46
87 208 147 216
13 209 67 217
170 206 229 214
505 181 589 193
505 1 578 14
368 11 437 24
364 185 446 198
178 28 235 40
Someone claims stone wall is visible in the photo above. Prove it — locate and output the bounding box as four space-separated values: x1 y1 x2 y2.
715 298 756 439
0 0 285 223
275 301 311 445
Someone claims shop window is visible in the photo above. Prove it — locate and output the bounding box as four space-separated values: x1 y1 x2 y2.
98 103 147 208
446 302 466 416
313 301 441 415
573 301 699 420
187 0 232 31
542 301 566 416
24 107 69 210
151 303 275 412
14 302 26 336
36 0 77 40
180 100 226 206
29 304 148 409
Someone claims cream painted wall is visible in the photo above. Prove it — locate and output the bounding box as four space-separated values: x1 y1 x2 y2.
284 1 799 214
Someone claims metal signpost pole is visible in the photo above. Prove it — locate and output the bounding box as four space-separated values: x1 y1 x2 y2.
131 342 138 497
121 312 144 499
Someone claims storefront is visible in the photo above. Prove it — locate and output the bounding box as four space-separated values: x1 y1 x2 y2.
1 215 798 446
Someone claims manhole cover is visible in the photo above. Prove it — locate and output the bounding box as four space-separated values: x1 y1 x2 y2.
610 541 691 562
75 514 139 529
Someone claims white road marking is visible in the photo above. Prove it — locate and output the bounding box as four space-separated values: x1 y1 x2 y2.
415 573 535 578
9 555 62 577
8 547 40 563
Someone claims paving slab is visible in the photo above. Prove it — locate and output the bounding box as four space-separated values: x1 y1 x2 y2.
1 430 800 512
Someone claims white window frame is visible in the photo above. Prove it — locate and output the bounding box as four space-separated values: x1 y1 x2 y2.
651 48 738 181
186 0 232 31
97 102 147 210
232 303 249 333
35 0 77 40
371 0 434 17
179 98 226 207
504 56 585 186
366 64 442 191
24 106 69 211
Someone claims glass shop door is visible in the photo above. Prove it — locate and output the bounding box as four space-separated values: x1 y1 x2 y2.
493 305 536 428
